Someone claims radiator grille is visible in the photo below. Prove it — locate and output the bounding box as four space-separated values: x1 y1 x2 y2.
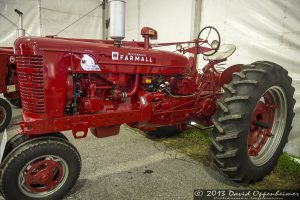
16 55 45 114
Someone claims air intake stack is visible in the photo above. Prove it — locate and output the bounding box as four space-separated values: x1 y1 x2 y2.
109 0 126 45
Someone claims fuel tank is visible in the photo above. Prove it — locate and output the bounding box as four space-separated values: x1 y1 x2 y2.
14 37 190 75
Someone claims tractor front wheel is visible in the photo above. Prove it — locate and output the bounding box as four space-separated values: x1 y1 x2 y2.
0 137 81 200
210 61 295 183
2 132 68 162
0 98 12 132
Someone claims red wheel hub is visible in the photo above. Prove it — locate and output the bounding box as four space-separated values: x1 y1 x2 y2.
23 159 63 193
248 92 277 156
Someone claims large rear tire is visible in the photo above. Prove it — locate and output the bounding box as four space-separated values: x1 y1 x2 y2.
210 61 295 184
0 137 81 200
0 98 12 132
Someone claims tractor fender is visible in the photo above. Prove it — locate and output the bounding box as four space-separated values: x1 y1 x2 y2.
219 64 243 86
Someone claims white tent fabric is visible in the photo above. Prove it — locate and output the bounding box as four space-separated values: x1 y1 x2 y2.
0 0 40 45
0 0 102 46
125 0 194 51
0 0 299 155
200 0 300 156
41 0 102 39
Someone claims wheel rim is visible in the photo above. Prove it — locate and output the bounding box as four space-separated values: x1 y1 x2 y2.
0 106 7 126
18 155 69 198
248 86 287 166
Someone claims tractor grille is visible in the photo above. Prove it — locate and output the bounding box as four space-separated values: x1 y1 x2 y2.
16 55 45 114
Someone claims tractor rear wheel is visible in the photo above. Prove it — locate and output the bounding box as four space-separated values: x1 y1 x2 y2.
0 137 81 200
0 98 12 132
210 61 295 184
9 98 22 108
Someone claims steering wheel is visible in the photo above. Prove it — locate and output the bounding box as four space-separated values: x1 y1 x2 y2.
197 26 221 56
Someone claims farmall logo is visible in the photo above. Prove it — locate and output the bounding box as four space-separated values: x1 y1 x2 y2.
112 52 153 63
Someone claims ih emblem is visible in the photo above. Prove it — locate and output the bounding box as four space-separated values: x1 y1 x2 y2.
112 52 119 60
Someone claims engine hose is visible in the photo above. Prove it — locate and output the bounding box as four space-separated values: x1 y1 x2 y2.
127 74 140 96
162 88 196 98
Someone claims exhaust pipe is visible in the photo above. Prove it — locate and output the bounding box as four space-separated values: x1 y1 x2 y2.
109 0 126 44
14 9 25 37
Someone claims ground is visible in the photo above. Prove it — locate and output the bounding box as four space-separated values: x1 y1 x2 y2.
1 106 246 200
0 105 299 200
159 126 300 190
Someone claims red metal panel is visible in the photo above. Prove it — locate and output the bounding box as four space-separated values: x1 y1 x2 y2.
16 55 45 114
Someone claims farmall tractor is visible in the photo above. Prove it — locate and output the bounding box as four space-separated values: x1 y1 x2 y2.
0 46 20 131
0 1 295 200
0 9 25 131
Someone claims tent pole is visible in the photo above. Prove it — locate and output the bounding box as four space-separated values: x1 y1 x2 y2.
192 0 202 39
38 0 42 36
102 0 109 39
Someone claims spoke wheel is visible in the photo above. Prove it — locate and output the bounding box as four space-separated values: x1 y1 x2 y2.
198 26 221 56
248 86 287 166
18 155 68 198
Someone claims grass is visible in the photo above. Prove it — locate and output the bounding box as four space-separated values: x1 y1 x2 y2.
160 126 212 166
159 126 300 190
251 153 300 189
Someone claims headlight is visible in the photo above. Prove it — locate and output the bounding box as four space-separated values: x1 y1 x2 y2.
176 44 182 51
211 40 219 49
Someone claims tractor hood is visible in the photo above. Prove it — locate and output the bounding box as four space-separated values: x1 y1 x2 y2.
14 37 190 75
0 47 13 54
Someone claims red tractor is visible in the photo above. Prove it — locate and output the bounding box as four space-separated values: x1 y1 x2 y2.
0 2 295 200
0 9 25 131
0 47 20 131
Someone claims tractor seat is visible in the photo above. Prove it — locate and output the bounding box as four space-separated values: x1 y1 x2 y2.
203 44 236 61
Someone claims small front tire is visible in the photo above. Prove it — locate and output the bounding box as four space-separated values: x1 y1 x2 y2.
0 98 12 132
0 137 81 200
